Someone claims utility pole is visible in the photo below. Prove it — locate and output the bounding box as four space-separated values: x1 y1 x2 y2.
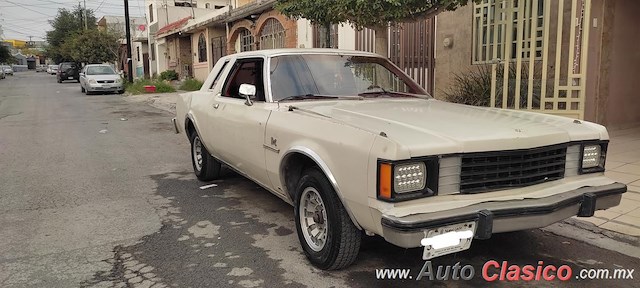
83 0 87 30
124 0 133 83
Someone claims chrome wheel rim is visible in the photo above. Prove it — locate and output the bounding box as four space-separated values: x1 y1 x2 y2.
193 136 203 171
299 187 328 252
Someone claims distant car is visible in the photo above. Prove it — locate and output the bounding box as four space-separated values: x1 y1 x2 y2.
57 62 79 83
36 65 47 72
47 65 58 74
79 64 124 94
1 65 14 76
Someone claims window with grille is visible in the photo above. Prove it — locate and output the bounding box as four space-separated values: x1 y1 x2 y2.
259 18 286 50
239 28 255 52
198 33 207 63
472 0 544 64
313 24 338 48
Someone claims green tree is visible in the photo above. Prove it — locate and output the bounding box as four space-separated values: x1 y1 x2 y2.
45 5 97 63
275 0 476 56
0 44 13 64
65 30 119 64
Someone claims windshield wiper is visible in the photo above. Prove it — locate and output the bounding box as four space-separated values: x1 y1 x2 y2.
278 94 363 102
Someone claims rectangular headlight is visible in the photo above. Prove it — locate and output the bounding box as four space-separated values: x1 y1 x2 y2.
582 145 602 168
580 142 607 173
394 163 426 193
377 158 438 202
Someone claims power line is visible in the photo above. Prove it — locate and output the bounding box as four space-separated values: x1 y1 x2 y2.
4 0 56 17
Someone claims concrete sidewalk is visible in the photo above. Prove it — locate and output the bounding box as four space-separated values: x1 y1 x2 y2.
574 126 640 237
127 92 640 239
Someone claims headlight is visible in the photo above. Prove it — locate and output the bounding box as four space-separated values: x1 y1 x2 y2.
394 163 426 193
116 78 123 83
89 79 97 84
378 159 437 202
582 145 602 168
580 142 607 173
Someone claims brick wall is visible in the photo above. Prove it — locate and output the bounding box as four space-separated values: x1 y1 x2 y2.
227 8 297 54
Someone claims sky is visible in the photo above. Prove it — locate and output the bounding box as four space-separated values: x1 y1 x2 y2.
0 0 146 41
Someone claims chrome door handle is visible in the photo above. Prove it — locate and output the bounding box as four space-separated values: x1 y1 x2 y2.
213 103 220 109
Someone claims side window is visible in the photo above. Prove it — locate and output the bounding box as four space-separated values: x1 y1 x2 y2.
209 60 229 90
222 58 265 101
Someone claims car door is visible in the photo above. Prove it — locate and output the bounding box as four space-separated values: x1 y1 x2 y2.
208 57 272 187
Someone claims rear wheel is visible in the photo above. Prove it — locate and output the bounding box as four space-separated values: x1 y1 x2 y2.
189 131 221 181
294 167 361 270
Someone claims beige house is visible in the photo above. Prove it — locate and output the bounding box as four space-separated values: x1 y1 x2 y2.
433 0 640 129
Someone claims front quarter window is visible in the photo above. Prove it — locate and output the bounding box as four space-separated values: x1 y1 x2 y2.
270 54 427 101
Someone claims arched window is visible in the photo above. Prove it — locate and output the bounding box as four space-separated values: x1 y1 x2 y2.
238 28 254 52
198 33 207 62
259 18 285 49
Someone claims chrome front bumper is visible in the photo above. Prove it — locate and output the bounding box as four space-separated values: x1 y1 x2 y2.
381 182 627 248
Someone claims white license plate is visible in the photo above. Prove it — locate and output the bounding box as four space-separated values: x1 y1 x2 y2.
422 221 476 260
67 76 73 79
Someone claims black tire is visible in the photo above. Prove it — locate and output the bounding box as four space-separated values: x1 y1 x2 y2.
57 78 62 83
294 167 361 270
117 90 125 94
189 131 221 181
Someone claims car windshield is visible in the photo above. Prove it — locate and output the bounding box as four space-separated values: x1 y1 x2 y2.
270 54 427 101
86 66 116 75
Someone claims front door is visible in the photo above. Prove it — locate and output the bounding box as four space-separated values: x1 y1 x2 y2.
209 57 272 187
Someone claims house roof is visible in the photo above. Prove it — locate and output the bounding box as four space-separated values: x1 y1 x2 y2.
156 16 192 38
181 6 230 33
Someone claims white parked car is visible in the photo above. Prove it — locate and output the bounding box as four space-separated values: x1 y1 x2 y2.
47 65 58 75
79 64 124 95
174 49 626 270
1 65 14 76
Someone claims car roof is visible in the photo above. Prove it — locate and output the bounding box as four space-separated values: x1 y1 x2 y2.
221 48 384 59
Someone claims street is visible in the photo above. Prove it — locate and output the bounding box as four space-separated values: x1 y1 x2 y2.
0 72 638 288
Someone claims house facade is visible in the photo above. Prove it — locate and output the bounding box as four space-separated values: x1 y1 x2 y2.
144 0 639 129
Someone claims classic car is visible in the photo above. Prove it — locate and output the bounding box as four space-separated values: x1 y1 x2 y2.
173 49 626 270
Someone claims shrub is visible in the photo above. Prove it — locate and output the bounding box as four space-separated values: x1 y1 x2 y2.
179 78 204 91
159 70 179 81
444 63 546 109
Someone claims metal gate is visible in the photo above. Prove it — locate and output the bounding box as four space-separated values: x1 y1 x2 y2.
476 0 591 119
355 18 436 95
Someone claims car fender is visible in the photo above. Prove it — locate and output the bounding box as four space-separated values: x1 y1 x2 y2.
280 145 364 230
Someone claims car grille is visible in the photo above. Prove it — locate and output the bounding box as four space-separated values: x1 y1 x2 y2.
459 144 567 193
97 80 115 83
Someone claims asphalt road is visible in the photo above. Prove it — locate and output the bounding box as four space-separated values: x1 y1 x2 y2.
0 72 638 288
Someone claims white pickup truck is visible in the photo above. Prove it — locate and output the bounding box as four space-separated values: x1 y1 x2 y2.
173 49 626 270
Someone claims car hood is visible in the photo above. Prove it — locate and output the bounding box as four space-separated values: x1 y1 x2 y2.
292 98 607 156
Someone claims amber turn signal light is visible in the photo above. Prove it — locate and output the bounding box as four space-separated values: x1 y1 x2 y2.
378 163 392 200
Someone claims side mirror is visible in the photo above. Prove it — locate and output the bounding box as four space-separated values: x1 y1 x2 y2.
239 83 256 106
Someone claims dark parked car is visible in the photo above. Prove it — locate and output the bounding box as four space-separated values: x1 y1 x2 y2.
57 62 80 83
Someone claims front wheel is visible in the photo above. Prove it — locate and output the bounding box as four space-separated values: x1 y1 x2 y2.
189 131 221 181
294 167 361 270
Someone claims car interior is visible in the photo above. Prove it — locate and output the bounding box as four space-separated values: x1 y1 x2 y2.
223 59 265 101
